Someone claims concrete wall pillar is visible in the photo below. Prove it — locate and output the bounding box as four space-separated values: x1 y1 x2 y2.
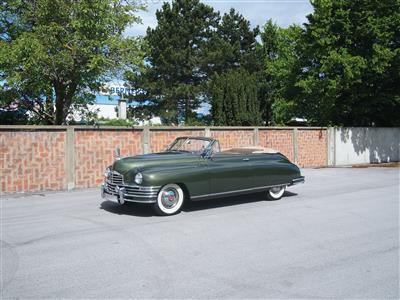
253 128 259 146
142 127 150 154
292 128 298 164
65 127 75 190
204 127 211 137
327 127 336 166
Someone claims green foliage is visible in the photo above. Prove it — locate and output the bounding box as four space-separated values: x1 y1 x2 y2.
136 0 219 124
0 109 28 125
0 0 144 125
126 102 159 124
184 114 212 126
213 8 260 74
206 9 264 126
295 0 400 126
211 68 262 126
260 21 303 125
2 0 398 127
96 118 137 126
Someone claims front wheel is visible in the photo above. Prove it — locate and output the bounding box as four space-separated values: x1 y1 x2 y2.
153 183 185 216
267 186 286 200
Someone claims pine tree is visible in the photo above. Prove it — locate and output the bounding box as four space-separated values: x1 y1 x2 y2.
209 9 262 125
143 0 219 124
211 69 262 126
213 8 260 74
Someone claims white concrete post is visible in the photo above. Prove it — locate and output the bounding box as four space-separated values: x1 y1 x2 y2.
327 127 336 166
118 96 127 120
65 127 75 190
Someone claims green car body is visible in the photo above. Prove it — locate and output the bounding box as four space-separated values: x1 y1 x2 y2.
101 137 304 207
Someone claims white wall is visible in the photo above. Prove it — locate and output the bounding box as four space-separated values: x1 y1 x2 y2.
328 127 400 166
90 104 117 119
89 104 162 125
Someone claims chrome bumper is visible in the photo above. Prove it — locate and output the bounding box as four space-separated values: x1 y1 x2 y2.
290 176 305 186
101 182 159 204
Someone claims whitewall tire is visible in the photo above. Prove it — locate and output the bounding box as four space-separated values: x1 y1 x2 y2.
267 186 286 200
153 183 185 216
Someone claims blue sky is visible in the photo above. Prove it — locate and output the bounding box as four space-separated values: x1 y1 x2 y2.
125 0 314 37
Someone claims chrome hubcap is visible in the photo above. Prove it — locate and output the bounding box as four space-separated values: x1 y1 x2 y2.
161 188 179 208
270 186 283 194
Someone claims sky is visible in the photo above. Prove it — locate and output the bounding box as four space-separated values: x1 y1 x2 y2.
125 0 314 37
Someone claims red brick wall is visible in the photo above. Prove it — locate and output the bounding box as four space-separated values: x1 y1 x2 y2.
0 130 66 193
150 129 205 153
297 129 327 167
210 130 254 150
0 127 328 194
259 129 294 161
74 130 142 188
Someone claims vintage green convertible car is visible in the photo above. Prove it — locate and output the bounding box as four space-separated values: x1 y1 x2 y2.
101 136 304 215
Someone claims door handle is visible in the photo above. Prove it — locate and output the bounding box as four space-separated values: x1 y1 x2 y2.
242 158 250 161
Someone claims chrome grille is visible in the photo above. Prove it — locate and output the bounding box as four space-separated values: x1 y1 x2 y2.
104 171 160 200
108 171 123 184
105 181 159 198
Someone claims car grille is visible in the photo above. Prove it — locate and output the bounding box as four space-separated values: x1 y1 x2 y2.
105 171 159 199
108 171 124 184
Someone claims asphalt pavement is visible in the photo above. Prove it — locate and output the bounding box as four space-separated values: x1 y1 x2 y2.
1 167 399 298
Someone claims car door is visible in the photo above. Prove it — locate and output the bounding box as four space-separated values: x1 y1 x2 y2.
205 153 254 195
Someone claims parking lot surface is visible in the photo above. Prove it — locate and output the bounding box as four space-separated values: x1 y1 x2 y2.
1 168 399 298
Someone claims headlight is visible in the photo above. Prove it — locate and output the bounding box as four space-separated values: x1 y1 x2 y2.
104 167 111 178
134 172 143 184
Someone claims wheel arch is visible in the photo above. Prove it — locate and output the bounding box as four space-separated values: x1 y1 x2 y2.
175 182 191 201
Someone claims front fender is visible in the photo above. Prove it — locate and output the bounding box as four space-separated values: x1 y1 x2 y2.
141 164 210 198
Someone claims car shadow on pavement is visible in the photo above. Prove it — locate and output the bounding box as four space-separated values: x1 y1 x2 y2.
99 191 297 217
183 191 297 212
100 200 155 217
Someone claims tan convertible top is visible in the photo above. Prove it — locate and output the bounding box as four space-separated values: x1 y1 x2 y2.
221 146 279 155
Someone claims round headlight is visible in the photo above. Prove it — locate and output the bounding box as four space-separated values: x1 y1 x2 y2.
104 167 111 178
134 172 143 184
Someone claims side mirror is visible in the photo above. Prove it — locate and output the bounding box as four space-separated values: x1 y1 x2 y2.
114 147 121 160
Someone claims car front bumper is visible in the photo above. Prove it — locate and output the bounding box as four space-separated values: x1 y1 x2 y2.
101 182 159 204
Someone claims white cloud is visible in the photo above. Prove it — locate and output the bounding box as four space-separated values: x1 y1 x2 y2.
125 0 313 37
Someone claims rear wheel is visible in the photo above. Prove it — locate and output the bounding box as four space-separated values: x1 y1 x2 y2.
267 186 286 200
153 184 184 216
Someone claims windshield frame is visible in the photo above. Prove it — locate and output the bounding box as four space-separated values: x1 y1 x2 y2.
166 137 216 156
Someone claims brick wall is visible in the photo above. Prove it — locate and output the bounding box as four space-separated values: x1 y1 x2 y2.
297 129 327 167
259 129 294 162
74 129 142 188
0 130 66 193
0 126 328 194
210 129 255 150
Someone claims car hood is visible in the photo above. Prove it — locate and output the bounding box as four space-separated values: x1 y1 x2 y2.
112 152 199 176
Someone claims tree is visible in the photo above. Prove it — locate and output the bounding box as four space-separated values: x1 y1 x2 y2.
211 68 262 126
139 0 219 124
208 9 263 126
260 20 303 125
0 0 144 124
213 8 260 74
296 0 400 126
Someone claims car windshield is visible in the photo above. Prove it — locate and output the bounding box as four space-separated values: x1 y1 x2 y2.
167 137 212 154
